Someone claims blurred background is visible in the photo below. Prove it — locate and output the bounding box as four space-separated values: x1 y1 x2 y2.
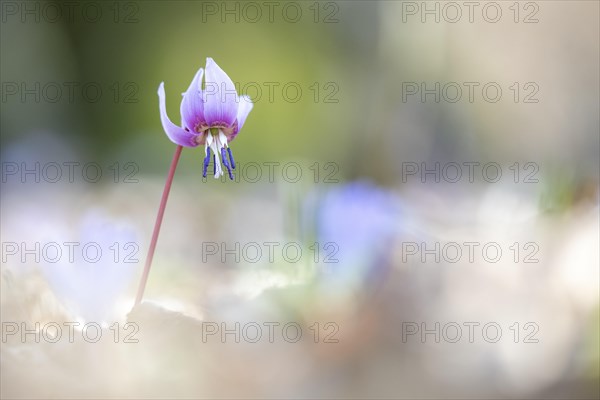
1 1 598 398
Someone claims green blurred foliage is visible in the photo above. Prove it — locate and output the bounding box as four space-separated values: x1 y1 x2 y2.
2 1 377 173
1 1 598 186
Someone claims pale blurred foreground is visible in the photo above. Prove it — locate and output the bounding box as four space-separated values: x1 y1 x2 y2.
1 174 598 399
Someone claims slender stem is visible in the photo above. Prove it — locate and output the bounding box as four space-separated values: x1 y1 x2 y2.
134 145 183 307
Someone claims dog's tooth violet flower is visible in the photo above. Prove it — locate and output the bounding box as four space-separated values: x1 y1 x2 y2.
158 57 253 180
134 57 253 309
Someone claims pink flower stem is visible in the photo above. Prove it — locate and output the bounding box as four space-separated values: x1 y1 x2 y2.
134 145 183 307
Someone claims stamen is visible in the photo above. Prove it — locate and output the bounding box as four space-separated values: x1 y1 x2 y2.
227 148 236 169
213 155 216 176
218 131 228 148
202 147 210 178
221 148 234 180
209 139 224 179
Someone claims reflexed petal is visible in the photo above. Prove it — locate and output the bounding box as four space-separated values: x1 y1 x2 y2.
231 95 254 139
158 83 199 147
180 68 205 132
203 57 238 126
236 95 253 130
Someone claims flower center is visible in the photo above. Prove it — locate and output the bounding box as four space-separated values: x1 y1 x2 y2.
202 129 236 180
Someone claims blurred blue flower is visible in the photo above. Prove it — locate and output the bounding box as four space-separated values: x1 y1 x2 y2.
309 181 401 294
158 57 253 180
40 211 138 323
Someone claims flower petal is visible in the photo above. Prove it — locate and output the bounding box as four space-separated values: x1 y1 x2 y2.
231 95 254 140
158 82 199 147
203 57 238 127
180 67 205 132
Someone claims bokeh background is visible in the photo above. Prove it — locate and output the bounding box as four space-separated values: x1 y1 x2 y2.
1 1 599 398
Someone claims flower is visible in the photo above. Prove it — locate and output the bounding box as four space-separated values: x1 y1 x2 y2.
305 181 402 294
158 57 254 180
